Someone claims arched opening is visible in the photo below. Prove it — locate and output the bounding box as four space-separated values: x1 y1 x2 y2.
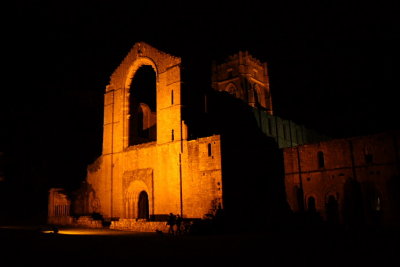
326 195 339 224
137 191 149 219
307 196 316 212
129 65 157 146
225 83 238 98
208 143 212 157
317 151 325 168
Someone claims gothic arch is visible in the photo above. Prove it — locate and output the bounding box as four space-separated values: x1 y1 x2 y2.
124 57 159 89
106 42 181 91
124 57 159 147
225 82 239 98
126 60 158 146
103 42 183 148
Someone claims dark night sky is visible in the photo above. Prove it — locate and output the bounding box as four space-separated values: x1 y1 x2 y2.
2 0 398 193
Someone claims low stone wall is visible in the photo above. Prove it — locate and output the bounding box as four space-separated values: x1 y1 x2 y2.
110 219 169 232
48 216 74 226
74 216 103 228
48 216 103 228
48 216 170 232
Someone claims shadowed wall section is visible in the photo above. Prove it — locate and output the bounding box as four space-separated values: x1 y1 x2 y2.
284 131 400 227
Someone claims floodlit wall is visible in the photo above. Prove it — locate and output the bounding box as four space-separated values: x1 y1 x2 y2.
84 43 222 220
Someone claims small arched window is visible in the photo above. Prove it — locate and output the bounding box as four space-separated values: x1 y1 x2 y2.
317 151 325 168
208 143 212 157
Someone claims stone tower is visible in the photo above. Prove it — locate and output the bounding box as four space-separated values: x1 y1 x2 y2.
211 51 273 114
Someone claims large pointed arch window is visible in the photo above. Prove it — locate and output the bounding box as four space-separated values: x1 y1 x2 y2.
129 65 157 145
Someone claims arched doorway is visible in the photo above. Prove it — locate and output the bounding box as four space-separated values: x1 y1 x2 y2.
137 191 149 219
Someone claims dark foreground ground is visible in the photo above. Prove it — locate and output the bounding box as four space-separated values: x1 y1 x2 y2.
1 224 399 266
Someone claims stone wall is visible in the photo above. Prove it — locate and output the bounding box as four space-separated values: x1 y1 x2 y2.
183 135 223 218
284 131 400 227
48 216 102 228
74 216 103 228
110 219 169 232
48 216 74 226
85 135 222 221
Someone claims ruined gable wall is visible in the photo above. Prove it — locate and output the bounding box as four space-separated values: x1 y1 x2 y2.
86 43 195 219
103 42 183 156
108 42 181 90
91 44 228 221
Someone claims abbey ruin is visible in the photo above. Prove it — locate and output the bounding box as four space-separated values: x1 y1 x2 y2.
48 42 400 231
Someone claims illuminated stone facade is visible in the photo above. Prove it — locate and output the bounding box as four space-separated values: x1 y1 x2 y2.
48 42 399 230
81 43 222 222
